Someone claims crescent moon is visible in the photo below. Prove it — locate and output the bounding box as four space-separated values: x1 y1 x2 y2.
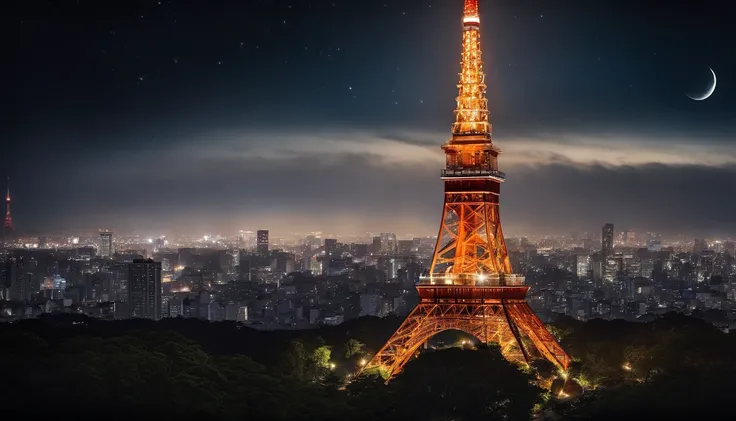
687 67 716 101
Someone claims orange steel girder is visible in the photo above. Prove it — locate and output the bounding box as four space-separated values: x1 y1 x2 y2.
366 300 570 379
430 198 512 276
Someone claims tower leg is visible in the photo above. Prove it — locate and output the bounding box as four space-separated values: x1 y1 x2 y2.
502 299 531 364
506 303 570 370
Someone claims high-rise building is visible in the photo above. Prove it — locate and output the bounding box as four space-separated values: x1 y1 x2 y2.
350 243 369 259
324 238 338 257
575 254 591 280
646 238 662 252
128 258 162 320
380 232 397 254
257 230 269 256
359 294 384 317
100 231 114 258
2 255 31 303
602 223 614 257
270 251 295 275
0 250 13 300
371 236 381 255
398 239 414 256
591 253 604 283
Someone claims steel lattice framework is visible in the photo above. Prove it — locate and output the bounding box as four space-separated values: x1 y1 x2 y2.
363 0 570 381
430 192 512 277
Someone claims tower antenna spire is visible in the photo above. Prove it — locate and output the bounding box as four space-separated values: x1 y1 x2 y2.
453 0 490 136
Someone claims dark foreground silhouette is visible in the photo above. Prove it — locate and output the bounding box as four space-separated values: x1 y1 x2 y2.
1 313 735 420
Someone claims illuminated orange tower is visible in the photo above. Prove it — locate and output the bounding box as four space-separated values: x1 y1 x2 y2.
3 177 13 237
365 0 570 380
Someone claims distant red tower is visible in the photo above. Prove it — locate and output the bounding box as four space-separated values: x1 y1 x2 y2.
363 0 570 381
4 177 14 237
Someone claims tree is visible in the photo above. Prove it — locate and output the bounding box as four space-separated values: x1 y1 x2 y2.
304 345 332 381
546 324 574 342
281 340 308 380
346 373 397 421
389 345 543 420
312 345 332 368
344 338 366 359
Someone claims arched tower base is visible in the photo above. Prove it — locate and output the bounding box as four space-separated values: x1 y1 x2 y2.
365 285 570 380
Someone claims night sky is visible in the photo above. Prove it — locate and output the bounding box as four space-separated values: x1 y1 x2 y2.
5 0 736 237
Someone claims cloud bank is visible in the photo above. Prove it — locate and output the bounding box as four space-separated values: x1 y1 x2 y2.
32 128 733 237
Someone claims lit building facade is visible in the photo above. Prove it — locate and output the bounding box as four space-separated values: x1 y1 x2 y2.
602 223 614 256
99 231 113 258
257 230 269 256
128 258 162 320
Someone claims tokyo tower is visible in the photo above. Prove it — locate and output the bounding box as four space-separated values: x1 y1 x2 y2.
3 177 13 237
364 0 570 380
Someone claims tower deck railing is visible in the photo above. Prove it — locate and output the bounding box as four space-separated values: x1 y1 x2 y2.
441 168 506 179
418 273 525 286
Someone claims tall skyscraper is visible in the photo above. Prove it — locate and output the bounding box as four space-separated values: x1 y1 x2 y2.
128 258 162 320
602 223 614 256
0 250 12 300
1 255 30 303
601 224 616 282
324 238 338 257
100 231 114 258
257 230 269 255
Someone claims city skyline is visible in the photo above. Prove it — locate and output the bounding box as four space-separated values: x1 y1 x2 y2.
5 0 735 236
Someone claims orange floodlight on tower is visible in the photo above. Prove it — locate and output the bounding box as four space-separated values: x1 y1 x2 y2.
364 0 570 381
